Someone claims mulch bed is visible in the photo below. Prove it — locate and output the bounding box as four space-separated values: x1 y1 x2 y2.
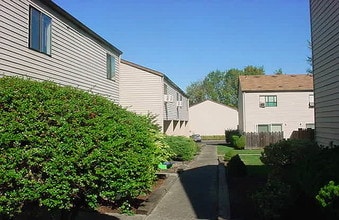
97 173 168 215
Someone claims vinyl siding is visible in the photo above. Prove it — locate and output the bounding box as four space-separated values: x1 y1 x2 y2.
310 0 339 147
119 62 164 129
163 81 189 121
241 91 314 138
189 100 238 136
0 0 120 102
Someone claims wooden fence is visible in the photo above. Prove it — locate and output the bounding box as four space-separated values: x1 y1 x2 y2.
290 128 315 141
244 131 284 149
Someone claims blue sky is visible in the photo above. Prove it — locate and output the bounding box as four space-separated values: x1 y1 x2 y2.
53 0 311 91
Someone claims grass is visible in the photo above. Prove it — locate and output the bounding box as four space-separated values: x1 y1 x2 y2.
217 145 267 176
220 145 269 219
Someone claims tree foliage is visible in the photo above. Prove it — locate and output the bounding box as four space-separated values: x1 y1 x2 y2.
186 66 265 107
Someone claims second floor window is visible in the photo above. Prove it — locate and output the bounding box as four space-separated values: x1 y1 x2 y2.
106 54 115 79
259 95 277 107
29 7 51 55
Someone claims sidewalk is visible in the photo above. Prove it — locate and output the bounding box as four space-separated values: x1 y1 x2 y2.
109 143 230 220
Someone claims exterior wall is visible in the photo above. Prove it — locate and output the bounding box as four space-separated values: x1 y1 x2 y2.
240 91 314 138
310 0 339 147
189 100 238 136
163 80 189 136
0 0 121 102
238 86 244 132
119 61 164 129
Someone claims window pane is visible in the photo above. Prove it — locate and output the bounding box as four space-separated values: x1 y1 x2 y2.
30 8 40 51
306 123 315 129
41 14 51 55
110 56 115 78
106 54 115 79
271 124 282 132
265 95 277 107
106 54 111 79
258 125 269 132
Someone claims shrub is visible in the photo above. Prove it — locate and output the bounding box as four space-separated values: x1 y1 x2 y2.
316 181 339 219
224 150 236 161
163 136 198 161
231 135 246 149
227 154 247 177
225 129 240 144
0 76 166 217
235 135 246 149
252 179 293 220
260 139 315 167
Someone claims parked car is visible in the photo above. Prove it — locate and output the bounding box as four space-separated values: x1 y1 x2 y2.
191 134 202 142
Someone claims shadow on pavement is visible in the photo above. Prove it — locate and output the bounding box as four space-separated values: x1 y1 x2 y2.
178 165 218 220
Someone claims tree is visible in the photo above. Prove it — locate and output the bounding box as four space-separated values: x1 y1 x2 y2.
274 68 283 75
186 66 265 107
307 40 313 74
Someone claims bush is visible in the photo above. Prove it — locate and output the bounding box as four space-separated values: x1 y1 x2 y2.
225 129 240 144
224 150 236 161
0 76 167 217
227 154 247 177
231 135 246 149
163 136 199 161
260 139 315 167
252 179 293 220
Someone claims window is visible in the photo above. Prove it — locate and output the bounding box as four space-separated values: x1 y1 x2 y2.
258 124 282 132
258 124 269 132
106 54 115 79
306 123 315 129
29 7 51 55
164 84 168 94
309 94 314 107
259 95 277 107
271 124 282 132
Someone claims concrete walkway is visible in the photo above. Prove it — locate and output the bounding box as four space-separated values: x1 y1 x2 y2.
109 143 230 220
146 145 219 220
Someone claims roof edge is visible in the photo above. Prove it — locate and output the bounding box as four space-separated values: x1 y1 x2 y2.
42 0 122 55
121 59 164 77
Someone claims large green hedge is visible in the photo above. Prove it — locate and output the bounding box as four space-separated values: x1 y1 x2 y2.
0 76 169 217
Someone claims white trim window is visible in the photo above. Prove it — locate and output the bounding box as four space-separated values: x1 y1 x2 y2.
29 7 52 55
259 95 277 107
257 124 282 132
309 94 314 108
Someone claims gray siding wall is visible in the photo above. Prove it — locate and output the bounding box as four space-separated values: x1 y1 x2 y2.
0 0 120 102
163 81 189 121
310 0 339 147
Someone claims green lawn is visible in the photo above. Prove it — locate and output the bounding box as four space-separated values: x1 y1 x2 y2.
217 145 268 177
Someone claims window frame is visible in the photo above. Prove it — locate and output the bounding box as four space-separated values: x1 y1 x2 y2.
29 6 52 55
309 94 314 108
257 123 283 133
106 53 116 80
259 95 277 107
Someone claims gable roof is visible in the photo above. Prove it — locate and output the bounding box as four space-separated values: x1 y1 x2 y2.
239 74 313 92
190 100 237 110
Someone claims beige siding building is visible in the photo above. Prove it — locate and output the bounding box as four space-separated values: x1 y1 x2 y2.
120 60 189 136
310 0 339 147
189 100 238 136
0 0 122 102
238 75 314 139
